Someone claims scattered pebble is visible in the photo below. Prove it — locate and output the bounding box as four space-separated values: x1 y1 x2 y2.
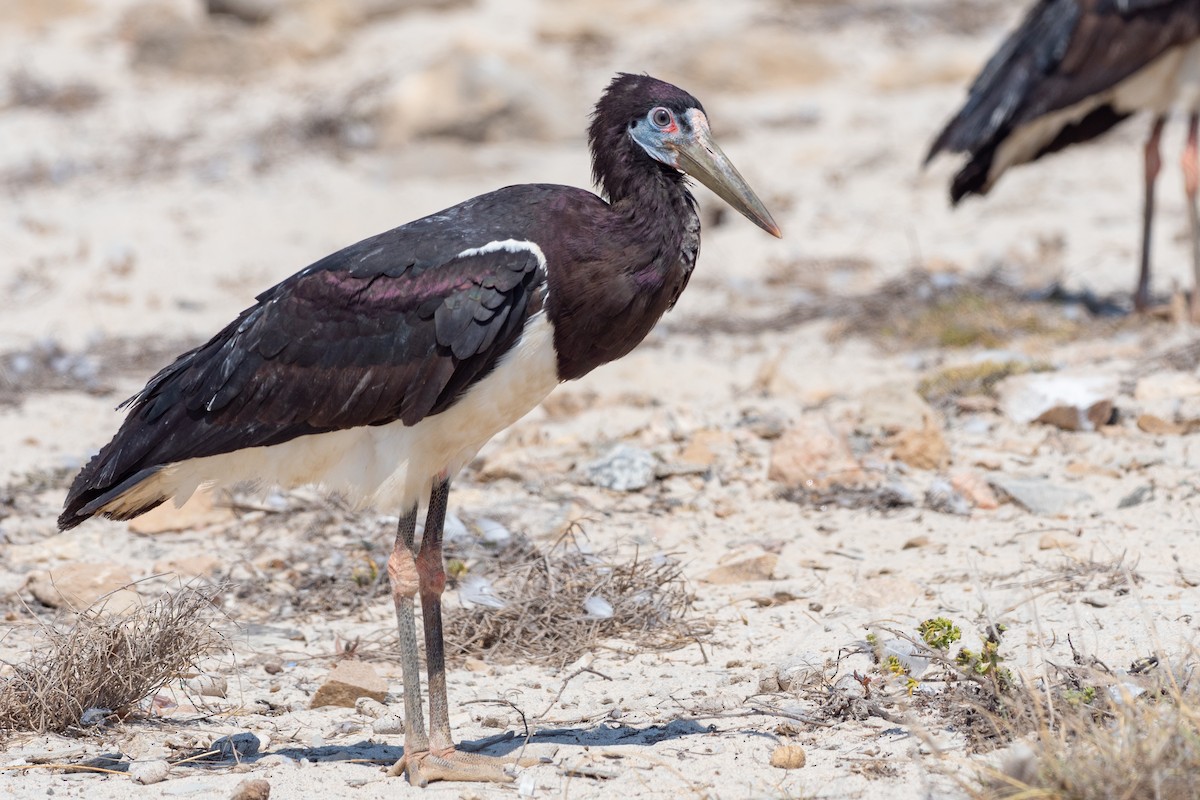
769 744 807 769
1117 485 1154 509
213 732 260 760
371 714 405 735
1038 532 1078 551
702 553 777 584
585 445 656 492
990 475 1091 516
229 778 271 800
129 759 171 785
355 697 389 718
951 471 1000 510
187 675 228 699
310 661 388 708
997 372 1118 430
925 478 970 516
463 657 492 674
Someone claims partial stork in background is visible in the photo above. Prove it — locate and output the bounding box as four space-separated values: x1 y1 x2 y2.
58 73 780 785
926 0 1200 315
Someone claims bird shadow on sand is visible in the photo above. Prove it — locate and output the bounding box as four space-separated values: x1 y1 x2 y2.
227 718 733 771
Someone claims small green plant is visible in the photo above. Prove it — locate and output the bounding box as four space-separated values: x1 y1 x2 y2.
1063 686 1098 706
918 617 962 650
954 624 1013 690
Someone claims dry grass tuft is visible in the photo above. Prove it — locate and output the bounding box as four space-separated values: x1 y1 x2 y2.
864 617 1200 800
976 661 1200 800
0 586 225 734
442 529 707 667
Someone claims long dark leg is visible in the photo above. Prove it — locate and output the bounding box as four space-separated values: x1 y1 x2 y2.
1137 115 1167 312
386 505 429 759
417 477 454 752
1184 113 1200 321
391 478 522 785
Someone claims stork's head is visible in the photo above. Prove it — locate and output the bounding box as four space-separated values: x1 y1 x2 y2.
589 73 782 238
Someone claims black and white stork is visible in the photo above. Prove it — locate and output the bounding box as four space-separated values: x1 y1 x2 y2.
926 0 1200 314
58 73 780 785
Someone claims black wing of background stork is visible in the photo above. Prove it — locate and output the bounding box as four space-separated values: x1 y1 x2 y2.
60 213 544 527
927 0 1200 201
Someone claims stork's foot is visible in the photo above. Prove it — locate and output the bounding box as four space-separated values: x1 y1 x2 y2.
388 747 533 786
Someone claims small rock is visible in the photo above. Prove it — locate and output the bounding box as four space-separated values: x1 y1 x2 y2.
310 661 388 709
230 778 271 800
996 373 1118 430
1038 532 1077 550
128 759 171 785
585 445 656 492
702 554 778 584
768 418 867 490
26 563 139 613
1137 414 1186 436
769 744 807 769
213 732 260 760
776 657 823 691
187 675 228 699
480 714 508 729
355 697 388 718
902 535 930 549
463 656 492 675
951 471 1000 510
371 714 404 735
743 411 787 440
757 670 780 693
1034 400 1114 432
261 657 284 675
1117 485 1153 509
925 478 970 516
990 475 1091 516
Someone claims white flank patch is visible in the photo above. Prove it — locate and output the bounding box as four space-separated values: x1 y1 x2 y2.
102 239 557 517
989 42 1200 189
456 238 548 264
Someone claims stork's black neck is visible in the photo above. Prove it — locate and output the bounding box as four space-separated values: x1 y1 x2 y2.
540 129 700 382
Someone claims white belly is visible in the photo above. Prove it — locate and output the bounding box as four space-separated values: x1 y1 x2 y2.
117 312 560 515
1167 40 1200 112
988 41 1200 188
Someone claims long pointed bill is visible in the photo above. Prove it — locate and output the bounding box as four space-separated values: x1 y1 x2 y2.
673 111 782 238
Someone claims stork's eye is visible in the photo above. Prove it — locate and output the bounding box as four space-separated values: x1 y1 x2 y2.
650 107 673 128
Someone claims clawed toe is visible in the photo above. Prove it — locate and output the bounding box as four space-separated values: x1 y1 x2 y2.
389 747 529 786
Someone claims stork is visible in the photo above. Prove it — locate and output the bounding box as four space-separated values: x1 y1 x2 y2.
58 73 780 785
926 0 1200 314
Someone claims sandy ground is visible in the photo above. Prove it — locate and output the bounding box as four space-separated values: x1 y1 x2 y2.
2 0 1199 798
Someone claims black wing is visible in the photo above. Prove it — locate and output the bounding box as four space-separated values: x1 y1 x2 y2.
60 228 545 529
927 0 1200 200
